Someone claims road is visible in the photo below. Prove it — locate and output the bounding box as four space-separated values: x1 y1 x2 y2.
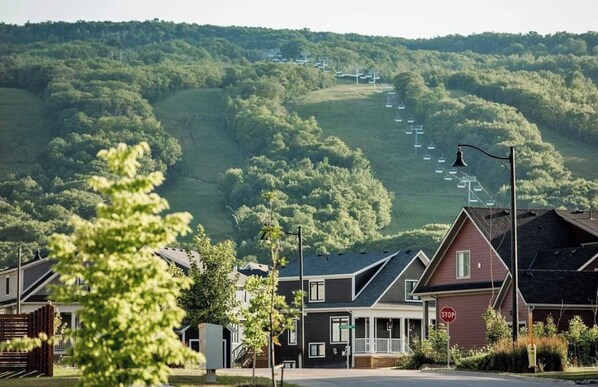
220 368 571 386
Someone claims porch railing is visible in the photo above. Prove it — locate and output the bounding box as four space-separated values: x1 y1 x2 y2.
354 338 403 354
54 338 73 353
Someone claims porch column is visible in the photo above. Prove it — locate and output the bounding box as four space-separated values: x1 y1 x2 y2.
71 313 77 332
422 301 429 340
400 317 405 353
368 316 375 354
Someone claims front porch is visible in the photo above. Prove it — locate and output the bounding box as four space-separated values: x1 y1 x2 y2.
353 316 421 355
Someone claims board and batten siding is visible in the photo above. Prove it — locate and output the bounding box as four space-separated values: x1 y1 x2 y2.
437 293 495 349
427 219 507 287
378 258 426 304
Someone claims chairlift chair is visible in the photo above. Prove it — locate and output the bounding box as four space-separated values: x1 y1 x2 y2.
414 142 422 148
438 155 446 163
397 103 406 110
423 153 431 161
385 103 393 108
427 143 436 150
486 200 496 206
469 198 479 203
407 117 415 124
473 184 483 192
444 175 453 181
457 181 466 188
395 116 403 123
435 165 443 174
448 168 457 175
404 128 413 135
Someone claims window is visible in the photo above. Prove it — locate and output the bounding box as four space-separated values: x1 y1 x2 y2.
5 277 9 295
288 319 297 345
330 316 349 343
283 360 296 368
309 342 325 358
309 280 325 302
456 251 471 279
405 280 421 301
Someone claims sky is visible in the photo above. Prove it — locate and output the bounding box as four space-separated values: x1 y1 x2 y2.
0 0 596 39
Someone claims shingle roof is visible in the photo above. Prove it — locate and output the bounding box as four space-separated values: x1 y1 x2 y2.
279 250 397 278
519 270 598 305
528 245 598 271
302 249 424 309
556 210 598 236
465 207 589 270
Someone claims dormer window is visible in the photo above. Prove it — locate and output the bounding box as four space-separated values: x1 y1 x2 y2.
456 251 471 279
309 280 325 302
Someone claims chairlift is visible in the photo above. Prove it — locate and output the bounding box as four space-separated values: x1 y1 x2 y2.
427 142 436 150
457 181 466 189
407 117 415 124
397 102 406 110
444 175 453 181
395 116 403 123
388 91 395 95
414 142 422 148
438 155 446 163
486 200 496 206
448 168 457 175
435 166 443 174
469 198 479 203
404 128 413 135
423 153 431 161
368 80 375 84
385 103 393 108
473 184 483 192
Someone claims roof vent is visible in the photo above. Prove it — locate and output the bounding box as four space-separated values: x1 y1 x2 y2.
383 250 389 253
573 210 584 214
537 225 544 229
553 251 561 256
571 249 579 255
34 249 42 260
528 211 537 216
317 253 322 257
502 209 510 215
405 249 412 254
525 271 534 277
338 252 344 256
361 251 367 254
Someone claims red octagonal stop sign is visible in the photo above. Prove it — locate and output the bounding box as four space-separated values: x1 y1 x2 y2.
440 306 456 323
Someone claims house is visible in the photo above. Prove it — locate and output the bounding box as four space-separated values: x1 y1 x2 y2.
276 249 433 368
0 247 249 367
414 207 598 349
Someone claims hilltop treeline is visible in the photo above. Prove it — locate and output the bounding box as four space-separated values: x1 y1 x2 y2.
0 21 597 266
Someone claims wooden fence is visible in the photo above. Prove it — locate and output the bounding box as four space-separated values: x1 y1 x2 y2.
0 304 54 376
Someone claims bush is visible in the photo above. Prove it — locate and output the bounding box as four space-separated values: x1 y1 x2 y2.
455 351 491 370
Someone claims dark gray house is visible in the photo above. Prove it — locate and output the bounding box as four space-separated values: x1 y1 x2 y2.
276 249 432 368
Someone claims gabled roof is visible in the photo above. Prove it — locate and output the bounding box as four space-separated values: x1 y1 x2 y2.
556 210 598 236
414 207 598 295
279 250 397 278
519 270 598 306
300 249 427 309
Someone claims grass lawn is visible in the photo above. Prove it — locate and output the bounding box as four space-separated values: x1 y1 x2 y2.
289 83 466 234
0 88 50 179
153 89 247 242
2 366 297 386
530 366 598 382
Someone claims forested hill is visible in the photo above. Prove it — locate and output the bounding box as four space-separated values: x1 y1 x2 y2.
0 21 597 268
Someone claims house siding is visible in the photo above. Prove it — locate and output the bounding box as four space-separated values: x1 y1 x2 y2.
436 292 495 349
497 286 529 327
379 259 426 304
276 311 351 367
427 219 507 287
324 278 352 303
355 262 383 295
532 309 597 331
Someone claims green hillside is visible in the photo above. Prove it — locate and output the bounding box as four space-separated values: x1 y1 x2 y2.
0 88 49 178
153 89 246 241
288 83 467 233
539 127 598 181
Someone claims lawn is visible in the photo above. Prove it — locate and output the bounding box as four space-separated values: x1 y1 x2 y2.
531 366 598 382
1 366 297 386
289 83 466 234
153 89 247 242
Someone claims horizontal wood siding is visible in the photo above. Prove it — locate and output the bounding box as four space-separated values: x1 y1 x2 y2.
355 262 383 295
437 293 495 349
498 286 529 326
379 258 425 304
278 280 302 303
428 219 507 286
276 311 350 367
324 278 352 303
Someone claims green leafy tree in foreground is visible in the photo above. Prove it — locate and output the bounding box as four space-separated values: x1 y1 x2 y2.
179 224 239 327
483 306 510 345
49 142 200 386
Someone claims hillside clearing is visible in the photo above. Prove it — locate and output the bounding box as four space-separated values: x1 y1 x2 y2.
154 89 246 242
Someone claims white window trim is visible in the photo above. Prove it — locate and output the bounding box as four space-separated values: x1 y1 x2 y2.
308 279 325 303
330 316 349 344
288 319 297 345
456 250 471 279
308 342 326 358
404 279 421 302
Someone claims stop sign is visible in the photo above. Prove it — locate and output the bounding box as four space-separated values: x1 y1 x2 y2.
440 306 456 323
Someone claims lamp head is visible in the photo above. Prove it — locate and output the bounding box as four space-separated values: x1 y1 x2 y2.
452 146 467 168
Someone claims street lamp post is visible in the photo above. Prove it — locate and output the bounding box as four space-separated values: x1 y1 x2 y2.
452 143 519 343
283 226 305 368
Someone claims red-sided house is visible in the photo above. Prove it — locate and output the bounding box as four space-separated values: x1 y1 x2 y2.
414 207 598 349
276 249 433 368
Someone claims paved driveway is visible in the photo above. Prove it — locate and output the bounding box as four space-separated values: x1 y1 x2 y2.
220 368 571 386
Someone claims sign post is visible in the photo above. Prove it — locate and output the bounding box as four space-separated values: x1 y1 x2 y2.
339 324 356 369
439 306 456 368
